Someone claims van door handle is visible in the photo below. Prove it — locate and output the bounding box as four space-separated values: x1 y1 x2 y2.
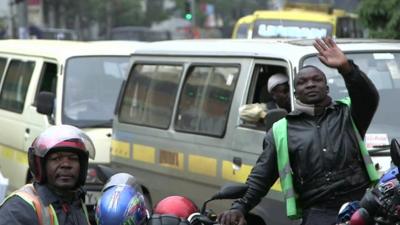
24 128 30 140
232 157 242 173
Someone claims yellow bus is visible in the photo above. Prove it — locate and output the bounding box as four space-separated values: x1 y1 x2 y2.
232 3 363 39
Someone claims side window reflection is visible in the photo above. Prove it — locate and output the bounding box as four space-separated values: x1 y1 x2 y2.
175 66 239 137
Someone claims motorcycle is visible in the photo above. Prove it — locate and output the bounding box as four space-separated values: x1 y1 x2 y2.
94 166 263 225
188 183 249 225
148 183 264 225
338 138 400 225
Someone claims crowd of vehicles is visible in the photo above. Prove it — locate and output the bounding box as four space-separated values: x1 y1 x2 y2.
0 36 399 225
110 38 400 225
99 138 400 225
232 3 363 39
0 39 145 211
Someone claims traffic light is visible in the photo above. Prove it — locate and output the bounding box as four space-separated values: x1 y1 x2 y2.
184 0 192 21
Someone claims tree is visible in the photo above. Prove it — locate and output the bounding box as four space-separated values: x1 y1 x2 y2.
358 0 400 39
146 0 168 25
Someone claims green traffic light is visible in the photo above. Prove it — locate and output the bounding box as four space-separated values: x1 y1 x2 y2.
185 13 193 20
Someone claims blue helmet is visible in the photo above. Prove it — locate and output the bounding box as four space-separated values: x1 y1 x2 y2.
95 173 149 225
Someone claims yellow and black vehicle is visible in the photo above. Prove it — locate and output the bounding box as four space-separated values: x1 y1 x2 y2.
232 3 363 39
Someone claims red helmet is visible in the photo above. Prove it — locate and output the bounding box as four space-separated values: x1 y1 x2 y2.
28 125 95 186
154 196 199 219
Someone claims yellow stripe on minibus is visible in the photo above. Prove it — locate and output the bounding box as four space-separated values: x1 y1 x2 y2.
111 140 130 159
159 149 184 170
188 155 217 177
133 144 155 164
271 179 282 192
0 145 28 165
222 160 282 192
221 160 252 183
0 146 14 160
15 150 28 165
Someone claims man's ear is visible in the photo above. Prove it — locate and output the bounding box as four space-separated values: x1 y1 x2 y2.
326 85 329 93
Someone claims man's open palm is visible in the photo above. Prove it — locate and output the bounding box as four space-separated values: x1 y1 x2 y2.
313 37 348 69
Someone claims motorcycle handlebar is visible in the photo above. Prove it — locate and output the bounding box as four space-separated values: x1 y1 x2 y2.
188 212 218 225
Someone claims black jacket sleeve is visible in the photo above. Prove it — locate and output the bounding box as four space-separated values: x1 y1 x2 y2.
231 131 279 214
341 60 379 138
0 195 39 225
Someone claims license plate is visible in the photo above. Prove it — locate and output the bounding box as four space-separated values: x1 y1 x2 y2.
85 191 102 205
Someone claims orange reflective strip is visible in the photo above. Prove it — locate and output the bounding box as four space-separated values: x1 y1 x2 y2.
15 184 55 225
16 191 45 225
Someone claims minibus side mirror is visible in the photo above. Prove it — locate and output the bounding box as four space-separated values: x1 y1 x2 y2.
390 138 400 167
264 108 288 131
36 91 55 116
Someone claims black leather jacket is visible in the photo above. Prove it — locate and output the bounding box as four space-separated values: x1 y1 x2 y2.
232 61 379 213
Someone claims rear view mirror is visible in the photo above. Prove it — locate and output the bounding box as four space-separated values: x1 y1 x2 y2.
200 183 248 214
96 165 118 184
211 183 248 200
36 91 55 115
36 91 55 125
390 138 400 167
264 108 288 131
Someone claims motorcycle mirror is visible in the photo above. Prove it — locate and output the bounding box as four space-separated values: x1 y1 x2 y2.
211 183 248 200
390 138 400 167
201 183 248 214
96 164 118 184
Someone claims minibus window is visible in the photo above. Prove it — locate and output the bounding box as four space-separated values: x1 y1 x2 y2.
337 17 355 38
63 56 129 128
0 59 35 113
175 66 239 137
119 64 183 129
240 64 289 130
34 62 57 105
236 23 250 39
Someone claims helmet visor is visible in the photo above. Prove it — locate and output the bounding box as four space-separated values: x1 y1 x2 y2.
103 173 139 192
32 125 96 159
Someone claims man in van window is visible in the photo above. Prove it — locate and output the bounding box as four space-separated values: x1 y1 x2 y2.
0 125 94 225
218 37 379 225
239 73 291 123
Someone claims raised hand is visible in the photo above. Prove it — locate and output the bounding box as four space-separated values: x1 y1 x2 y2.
313 37 351 74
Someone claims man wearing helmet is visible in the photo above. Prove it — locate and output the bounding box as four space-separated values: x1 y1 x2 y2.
0 125 95 225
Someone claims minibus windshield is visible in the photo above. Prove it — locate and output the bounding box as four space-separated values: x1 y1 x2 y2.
303 52 400 149
63 56 130 128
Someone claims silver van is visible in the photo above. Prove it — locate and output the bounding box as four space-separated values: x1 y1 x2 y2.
111 39 400 225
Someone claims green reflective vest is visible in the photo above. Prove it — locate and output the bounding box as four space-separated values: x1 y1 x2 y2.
272 97 379 219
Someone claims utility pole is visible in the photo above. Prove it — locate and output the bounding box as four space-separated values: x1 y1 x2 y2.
8 0 15 38
191 0 195 27
15 0 28 39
